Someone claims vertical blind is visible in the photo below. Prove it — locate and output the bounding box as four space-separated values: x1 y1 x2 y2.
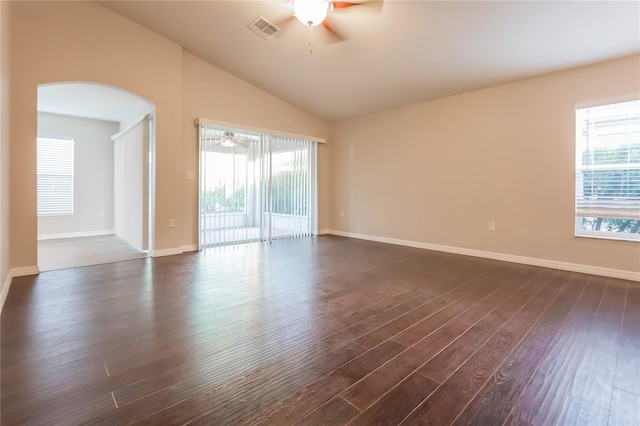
37 137 74 216
199 125 264 247
269 135 316 239
198 123 318 248
575 99 640 236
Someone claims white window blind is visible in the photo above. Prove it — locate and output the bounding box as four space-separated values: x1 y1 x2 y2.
37 137 74 216
575 99 640 240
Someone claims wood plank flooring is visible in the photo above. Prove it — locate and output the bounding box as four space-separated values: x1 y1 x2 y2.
1 235 639 425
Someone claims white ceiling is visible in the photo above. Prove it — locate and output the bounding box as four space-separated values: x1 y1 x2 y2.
38 83 154 125
101 0 640 123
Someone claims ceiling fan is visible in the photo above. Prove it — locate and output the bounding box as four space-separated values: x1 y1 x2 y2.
207 132 253 149
278 0 383 45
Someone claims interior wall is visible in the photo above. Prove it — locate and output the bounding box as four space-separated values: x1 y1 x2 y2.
181 51 329 247
9 1 183 268
9 1 329 269
329 54 640 275
37 112 117 237
113 118 149 250
1 0 10 304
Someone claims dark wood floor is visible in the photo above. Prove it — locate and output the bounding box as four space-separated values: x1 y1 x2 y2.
1 236 639 425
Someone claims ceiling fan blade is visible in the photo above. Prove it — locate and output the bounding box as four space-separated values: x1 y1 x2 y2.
332 0 383 14
321 19 348 43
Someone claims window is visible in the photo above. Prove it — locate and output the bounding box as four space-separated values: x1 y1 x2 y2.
201 151 247 214
37 137 74 216
575 100 640 241
270 145 310 216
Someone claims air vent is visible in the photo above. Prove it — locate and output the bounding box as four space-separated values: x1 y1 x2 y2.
248 17 280 40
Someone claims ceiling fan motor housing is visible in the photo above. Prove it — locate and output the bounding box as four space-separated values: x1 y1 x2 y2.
292 0 330 26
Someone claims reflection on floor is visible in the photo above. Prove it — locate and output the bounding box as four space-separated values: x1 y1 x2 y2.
38 234 148 272
202 227 304 247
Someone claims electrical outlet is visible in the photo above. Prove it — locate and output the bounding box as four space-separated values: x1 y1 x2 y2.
340 210 344 217
169 218 176 228
186 171 195 180
488 221 496 231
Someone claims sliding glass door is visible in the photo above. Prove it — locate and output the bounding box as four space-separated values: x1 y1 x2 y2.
267 136 317 240
198 124 317 248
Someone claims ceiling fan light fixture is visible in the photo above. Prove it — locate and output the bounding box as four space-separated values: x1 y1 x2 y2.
221 132 236 148
293 0 330 26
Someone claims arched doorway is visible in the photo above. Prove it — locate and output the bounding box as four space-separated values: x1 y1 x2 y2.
36 82 155 271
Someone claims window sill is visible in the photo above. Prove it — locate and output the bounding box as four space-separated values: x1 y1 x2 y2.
575 232 640 243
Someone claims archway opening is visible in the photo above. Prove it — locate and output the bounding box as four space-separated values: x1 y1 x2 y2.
36 82 155 271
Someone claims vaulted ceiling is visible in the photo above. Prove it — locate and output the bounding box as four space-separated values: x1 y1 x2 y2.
102 1 640 122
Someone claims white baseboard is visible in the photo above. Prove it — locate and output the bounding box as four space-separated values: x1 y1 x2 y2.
317 229 331 236
328 230 640 282
38 229 115 240
1 265 40 314
11 265 40 277
181 245 199 253
151 247 184 257
1 272 12 313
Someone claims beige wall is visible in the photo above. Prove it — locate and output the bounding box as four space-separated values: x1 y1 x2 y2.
1 0 10 299
181 51 329 246
329 55 640 275
9 1 328 269
10 1 183 268
9 1 635 279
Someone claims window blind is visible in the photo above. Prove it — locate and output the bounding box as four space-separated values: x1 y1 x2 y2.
37 137 74 216
576 100 640 219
